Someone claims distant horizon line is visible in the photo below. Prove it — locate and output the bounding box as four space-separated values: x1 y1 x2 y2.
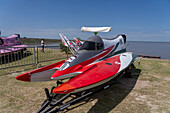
21 37 170 43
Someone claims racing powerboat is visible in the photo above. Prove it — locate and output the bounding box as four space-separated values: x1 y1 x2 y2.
15 27 127 82
15 27 137 112
0 34 27 56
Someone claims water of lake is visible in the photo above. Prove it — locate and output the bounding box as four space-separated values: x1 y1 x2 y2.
127 41 170 59
28 41 170 59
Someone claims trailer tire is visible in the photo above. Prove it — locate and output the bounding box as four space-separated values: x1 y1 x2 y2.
124 64 135 78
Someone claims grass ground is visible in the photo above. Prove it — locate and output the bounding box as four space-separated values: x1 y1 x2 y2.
0 58 170 113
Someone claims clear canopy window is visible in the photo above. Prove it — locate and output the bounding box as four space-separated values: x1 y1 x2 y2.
79 41 95 50
97 43 104 50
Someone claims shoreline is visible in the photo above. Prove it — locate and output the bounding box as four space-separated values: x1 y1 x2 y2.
19 38 170 60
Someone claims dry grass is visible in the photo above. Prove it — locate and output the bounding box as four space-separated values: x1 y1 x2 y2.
0 58 170 113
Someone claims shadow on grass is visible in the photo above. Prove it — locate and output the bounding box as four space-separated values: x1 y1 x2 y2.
66 68 141 113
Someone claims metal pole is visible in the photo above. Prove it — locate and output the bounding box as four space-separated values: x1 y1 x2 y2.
0 49 2 68
34 47 36 67
37 46 39 64
20 49 22 65
67 47 68 59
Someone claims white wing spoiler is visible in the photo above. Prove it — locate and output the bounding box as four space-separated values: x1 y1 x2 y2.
81 27 112 33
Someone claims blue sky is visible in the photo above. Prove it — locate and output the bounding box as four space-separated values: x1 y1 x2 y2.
0 0 170 42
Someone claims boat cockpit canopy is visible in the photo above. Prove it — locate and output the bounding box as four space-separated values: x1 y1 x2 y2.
79 35 104 51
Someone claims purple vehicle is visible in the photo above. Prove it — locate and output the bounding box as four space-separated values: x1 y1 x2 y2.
0 34 27 56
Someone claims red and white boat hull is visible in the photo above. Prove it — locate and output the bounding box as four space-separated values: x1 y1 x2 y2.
53 52 136 94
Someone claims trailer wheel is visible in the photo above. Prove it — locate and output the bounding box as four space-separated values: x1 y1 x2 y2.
124 64 135 78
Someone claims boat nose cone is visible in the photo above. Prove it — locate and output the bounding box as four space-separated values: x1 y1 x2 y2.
52 83 75 94
15 73 30 82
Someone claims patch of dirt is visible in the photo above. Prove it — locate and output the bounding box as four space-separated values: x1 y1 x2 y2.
135 95 147 102
11 73 19 77
146 101 159 111
91 99 98 106
7 70 26 77
163 77 170 81
134 80 151 90
156 92 166 97
152 74 162 79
